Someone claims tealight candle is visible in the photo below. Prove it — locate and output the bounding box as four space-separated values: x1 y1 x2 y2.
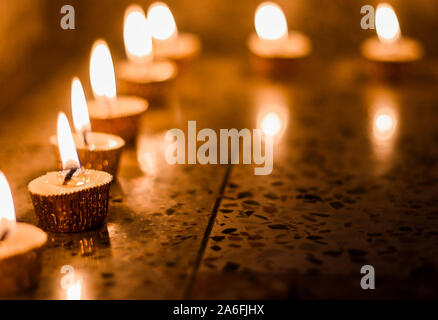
116 5 177 103
0 172 47 297
88 40 149 143
50 78 125 177
247 2 312 74
147 2 201 64
361 3 423 74
29 113 113 233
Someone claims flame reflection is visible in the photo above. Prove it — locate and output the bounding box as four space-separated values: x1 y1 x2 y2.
369 88 399 166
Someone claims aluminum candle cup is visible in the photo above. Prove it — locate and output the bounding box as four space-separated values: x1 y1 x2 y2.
0 223 47 297
247 31 312 74
361 36 423 76
247 2 312 75
87 97 148 144
153 33 201 64
116 60 177 103
0 172 47 297
50 132 125 177
28 169 113 233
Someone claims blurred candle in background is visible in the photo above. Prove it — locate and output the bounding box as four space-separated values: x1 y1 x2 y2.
254 2 288 45
124 4 154 64
247 1 311 75
148 2 178 44
361 2 423 75
147 2 201 63
117 4 177 104
88 39 149 143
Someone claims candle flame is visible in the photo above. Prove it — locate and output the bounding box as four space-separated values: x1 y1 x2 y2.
57 112 80 170
376 3 401 44
254 2 288 41
261 112 282 136
89 40 117 100
147 2 178 41
0 171 16 223
71 78 91 134
124 5 153 63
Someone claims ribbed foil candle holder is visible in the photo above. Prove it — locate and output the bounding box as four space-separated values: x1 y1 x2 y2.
28 169 113 233
153 33 202 67
0 224 47 297
116 60 177 104
87 96 148 144
247 31 312 76
50 133 125 178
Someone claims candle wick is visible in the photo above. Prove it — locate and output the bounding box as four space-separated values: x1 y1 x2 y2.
83 130 89 147
63 167 79 185
104 98 113 116
0 230 8 242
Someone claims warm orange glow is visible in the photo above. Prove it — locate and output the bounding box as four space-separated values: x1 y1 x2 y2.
376 3 401 44
137 134 166 175
261 112 282 136
89 40 117 100
66 279 82 300
373 110 397 141
0 171 16 224
254 2 288 41
147 2 178 41
124 5 153 63
368 88 399 171
57 113 80 170
255 86 289 141
71 78 91 134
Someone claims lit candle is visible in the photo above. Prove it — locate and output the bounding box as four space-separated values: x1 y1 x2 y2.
361 3 423 72
28 113 113 232
247 2 312 73
0 171 47 297
116 5 177 103
87 40 149 143
50 78 125 177
147 2 201 63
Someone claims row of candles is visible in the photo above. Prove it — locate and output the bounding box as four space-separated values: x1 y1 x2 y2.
249 2 423 66
0 0 419 298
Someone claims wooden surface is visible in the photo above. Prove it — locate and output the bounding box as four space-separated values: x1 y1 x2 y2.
1 1 438 300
